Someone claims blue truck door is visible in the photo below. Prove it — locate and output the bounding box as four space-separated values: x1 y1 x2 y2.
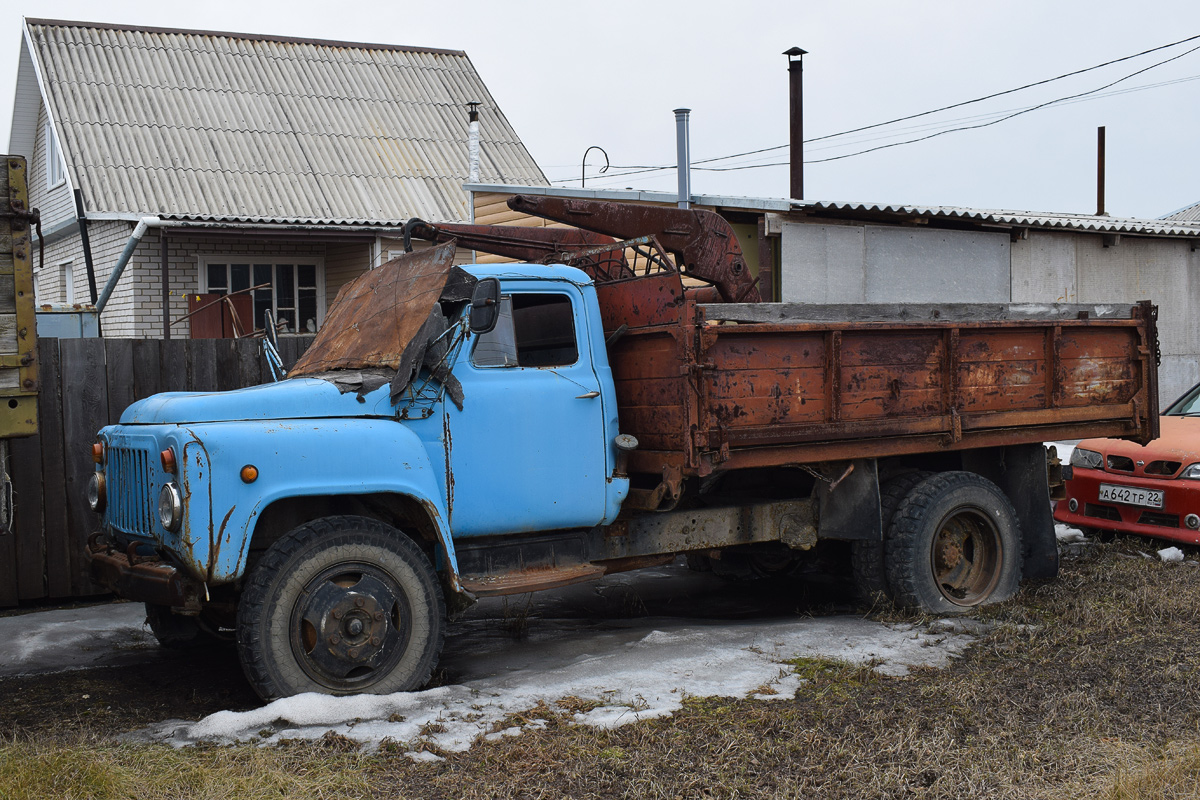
446 286 609 536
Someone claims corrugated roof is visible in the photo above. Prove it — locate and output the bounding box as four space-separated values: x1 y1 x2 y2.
1163 199 1200 223
25 19 547 225
471 183 1200 239
810 200 1200 238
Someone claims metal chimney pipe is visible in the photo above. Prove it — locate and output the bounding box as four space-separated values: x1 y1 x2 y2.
1096 126 1106 216
466 101 482 185
674 108 692 209
784 47 807 200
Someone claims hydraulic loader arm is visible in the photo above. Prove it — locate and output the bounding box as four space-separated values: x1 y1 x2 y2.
508 195 761 303
404 220 633 283
405 196 762 304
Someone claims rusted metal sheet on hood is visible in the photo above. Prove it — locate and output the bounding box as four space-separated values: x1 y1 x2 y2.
291 241 458 377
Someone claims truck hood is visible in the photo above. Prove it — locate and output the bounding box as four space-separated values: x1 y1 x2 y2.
120 377 396 424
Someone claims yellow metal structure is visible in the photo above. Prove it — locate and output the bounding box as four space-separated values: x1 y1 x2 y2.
1 155 38 438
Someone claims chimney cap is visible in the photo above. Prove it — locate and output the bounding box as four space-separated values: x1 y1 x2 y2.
783 46 808 58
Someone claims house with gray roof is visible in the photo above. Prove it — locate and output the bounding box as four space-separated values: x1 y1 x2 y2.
8 18 546 338
1164 200 1200 223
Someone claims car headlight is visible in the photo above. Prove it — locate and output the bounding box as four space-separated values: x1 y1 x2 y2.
1181 464 1200 480
87 472 106 513
1069 448 1103 470
158 483 183 532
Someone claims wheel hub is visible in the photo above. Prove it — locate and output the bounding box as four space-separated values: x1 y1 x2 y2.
935 535 964 573
930 510 1002 606
290 566 412 690
325 593 388 662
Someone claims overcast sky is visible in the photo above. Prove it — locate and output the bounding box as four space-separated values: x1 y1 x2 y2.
3 1 1198 219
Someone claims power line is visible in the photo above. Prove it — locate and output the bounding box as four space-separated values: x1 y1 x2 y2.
549 33 1200 185
801 41 1200 165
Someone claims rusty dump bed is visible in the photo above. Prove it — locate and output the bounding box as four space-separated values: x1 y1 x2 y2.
598 274 1159 479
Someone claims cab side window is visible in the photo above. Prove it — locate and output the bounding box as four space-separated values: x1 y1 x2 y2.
471 293 577 368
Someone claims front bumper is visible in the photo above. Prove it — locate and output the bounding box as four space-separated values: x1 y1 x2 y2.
1053 466 1200 546
88 533 204 612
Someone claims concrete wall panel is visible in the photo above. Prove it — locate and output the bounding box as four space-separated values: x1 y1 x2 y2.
780 222 864 303
1011 232 1077 303
1160 355 1198 409
863 227 1009 303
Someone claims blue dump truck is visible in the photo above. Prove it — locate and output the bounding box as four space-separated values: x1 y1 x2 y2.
87 197 1159 700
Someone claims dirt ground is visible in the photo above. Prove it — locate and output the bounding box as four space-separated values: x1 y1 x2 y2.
3 536 1200 799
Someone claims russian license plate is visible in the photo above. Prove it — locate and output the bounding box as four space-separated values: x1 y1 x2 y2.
1099 483 1164 509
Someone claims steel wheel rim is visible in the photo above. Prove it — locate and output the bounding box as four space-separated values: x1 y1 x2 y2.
288 560 413 691
928 506 1003 606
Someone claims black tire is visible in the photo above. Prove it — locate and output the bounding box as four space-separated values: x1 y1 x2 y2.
236 515 446 701
851 471 932 606
145 603 231 649
709 545 803 582
885 472 1022 614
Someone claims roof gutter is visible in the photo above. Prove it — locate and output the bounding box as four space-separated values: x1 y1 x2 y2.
95 216 181 314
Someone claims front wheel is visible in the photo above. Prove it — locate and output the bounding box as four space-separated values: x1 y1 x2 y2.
236 516 446 701
885 472 1022 615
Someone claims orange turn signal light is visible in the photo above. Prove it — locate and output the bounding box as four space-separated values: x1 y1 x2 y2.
240 465 259 483
91 442 105 464
160 448 177 474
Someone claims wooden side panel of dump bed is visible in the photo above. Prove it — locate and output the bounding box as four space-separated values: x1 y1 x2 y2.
595 280 1158 479
689 302 1158 475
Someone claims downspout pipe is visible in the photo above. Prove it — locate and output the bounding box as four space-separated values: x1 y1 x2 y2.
95 216 180 314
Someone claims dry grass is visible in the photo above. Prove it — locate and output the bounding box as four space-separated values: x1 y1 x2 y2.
0 737 373 800
3 536 1200 799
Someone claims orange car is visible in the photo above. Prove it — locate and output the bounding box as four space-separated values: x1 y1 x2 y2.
1054 383 1200 546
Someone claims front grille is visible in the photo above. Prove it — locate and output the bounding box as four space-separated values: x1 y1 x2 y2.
1138 511 1180 528
108 446 156 535
1145 460 1181 476
1084 503 1122 521
1107 455 1135 472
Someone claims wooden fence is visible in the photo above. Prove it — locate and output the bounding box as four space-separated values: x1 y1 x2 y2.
3 335 313 606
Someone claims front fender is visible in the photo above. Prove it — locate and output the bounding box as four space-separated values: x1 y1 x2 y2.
177 419 455 585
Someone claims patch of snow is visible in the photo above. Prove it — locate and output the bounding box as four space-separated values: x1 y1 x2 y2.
135 615 980 750
1055 524 1087 543
0 602 151 677
1158 547 1185 563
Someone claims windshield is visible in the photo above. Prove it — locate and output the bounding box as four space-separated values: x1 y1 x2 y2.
1165 383 1200 416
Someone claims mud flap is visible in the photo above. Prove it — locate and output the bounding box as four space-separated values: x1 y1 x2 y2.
814 458 881 541
961 443 1059 580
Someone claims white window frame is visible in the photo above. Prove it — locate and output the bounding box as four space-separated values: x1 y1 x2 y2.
198 256 326 334
45 120 65 189
59 259 75 304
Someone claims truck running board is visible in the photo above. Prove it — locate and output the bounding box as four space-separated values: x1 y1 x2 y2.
458 563 606 597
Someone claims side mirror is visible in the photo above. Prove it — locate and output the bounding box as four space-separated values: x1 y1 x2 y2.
469 278 501 334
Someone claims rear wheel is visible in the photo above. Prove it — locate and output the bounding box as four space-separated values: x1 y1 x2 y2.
236 515 445 701
851 471 932 607
708 544 804 582
885 472 1022 614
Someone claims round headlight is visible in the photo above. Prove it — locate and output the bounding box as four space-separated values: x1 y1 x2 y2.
158 483 183 532
87 472 106 513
